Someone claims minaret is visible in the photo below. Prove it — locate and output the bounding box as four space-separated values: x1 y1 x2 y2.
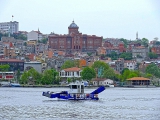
8 26 11 37
136 32 138 40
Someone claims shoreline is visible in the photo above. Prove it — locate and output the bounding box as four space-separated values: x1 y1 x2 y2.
1 84 158 88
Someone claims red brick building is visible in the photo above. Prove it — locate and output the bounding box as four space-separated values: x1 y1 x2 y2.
48 21 102 53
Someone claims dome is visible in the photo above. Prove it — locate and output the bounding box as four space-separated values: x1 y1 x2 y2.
68 21 79 28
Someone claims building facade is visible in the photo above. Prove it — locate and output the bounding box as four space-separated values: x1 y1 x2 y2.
132 46 149 60
0 21 19 34
24 61 42 73
59 67 82 78
49 21 102 53
0 59 24 71
27 30 43 41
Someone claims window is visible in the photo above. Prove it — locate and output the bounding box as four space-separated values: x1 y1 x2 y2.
72 85 77 89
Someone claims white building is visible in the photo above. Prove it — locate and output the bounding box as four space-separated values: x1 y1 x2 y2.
0 21 19 34
124 60 137 70
59 67 82 78
92 78 114 86
27 30 44 41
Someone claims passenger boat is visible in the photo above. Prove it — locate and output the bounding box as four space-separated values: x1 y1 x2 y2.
42 81 105 100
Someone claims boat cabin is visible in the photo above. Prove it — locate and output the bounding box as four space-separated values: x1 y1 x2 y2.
69 81 84 94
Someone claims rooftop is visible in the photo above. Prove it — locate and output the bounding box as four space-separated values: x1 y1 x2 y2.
68 21 79 28
127 77 150 81
63 67 81 72
0 59 24 62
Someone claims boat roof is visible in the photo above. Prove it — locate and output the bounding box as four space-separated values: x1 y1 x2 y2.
69 81 84 86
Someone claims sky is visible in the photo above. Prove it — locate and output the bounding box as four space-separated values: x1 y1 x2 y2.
0 0 160 40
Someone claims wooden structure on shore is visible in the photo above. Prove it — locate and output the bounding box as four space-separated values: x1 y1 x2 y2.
127 77 150 86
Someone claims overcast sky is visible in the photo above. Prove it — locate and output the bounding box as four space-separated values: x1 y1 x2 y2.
0 0 160 40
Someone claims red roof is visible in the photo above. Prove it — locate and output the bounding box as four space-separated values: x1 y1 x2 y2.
63 67 81 72
0 59 23 62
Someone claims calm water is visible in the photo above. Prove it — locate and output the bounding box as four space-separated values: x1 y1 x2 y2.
0 87 159 120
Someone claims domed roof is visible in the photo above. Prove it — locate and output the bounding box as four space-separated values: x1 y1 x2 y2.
68 21 79 28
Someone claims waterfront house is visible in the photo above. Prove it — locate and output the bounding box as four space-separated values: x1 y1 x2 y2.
127 77 150 86
92 78 114 86
59 67 82 79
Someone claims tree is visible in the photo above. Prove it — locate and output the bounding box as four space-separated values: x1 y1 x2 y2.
103 68 115 80
11 33 27 40
107 51 118 60
67 78 72 83
154 37 158 41
119 52 132 60
41 69 58 85
0 64 10 71
141 38 149 47
145 63 160 78
20 71 29 84
16 69 21 82
92 61 113 79
20 68 42 84
148 52 158 59
38 38 48 44
92 61 109 72
61 60 75 69
27 68 42 84
81 67 96 81
121 68 129 74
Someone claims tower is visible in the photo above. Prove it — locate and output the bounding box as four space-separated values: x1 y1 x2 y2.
68 21 79 34
136 32 138 40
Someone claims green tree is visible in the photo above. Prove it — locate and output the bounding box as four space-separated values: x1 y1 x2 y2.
92 61 115 79
27 68 42 84
16 69 21 82
141 38 149 47
103 68 115 79
61 60 75 69
148 52 158 59
0 64 10 71
145 63 160 78
41 69 58 85
107 51 118 60
81 67 96 81
67 78 72 83
20 71 29 84
20 68 42 84
119 52 132 60
11 33 27 40
38 38 48 44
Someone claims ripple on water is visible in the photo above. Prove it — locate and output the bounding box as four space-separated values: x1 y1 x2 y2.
0 87 160 120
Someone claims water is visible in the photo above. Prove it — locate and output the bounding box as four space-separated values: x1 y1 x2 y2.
0 87 159 120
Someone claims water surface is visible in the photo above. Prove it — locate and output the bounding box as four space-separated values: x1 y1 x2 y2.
0 87 159 120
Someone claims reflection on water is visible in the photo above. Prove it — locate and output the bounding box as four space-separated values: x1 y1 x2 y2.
0 87 160 120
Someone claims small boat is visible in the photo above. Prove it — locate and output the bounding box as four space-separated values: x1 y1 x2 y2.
42 81 105 100
0 82 11 87
10 83 21 87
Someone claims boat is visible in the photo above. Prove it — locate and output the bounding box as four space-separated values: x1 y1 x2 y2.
42 81 105 100
10 83 21 87
0 82 11 87
0 81 21 87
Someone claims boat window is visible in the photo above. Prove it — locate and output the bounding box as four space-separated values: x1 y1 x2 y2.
81 85 84 89
72 85 77 89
